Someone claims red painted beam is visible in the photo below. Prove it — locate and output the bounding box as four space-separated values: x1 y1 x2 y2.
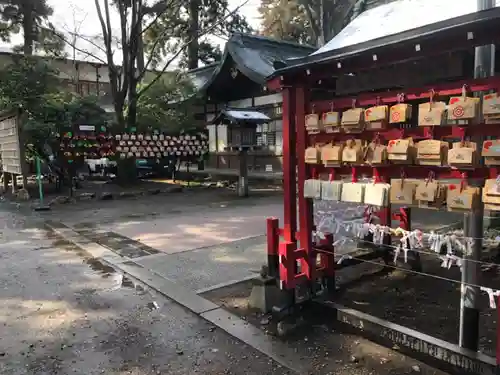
310 123 500 145
266 76 282 91
311 76 500 112
313 164 494 180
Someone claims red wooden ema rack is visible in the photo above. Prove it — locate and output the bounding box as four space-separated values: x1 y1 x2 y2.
310 122 500 144
311 164 499 181
311 76 500 111
274 77 500 290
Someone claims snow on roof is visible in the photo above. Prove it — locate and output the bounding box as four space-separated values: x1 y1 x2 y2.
225 109 270 121
313 0 500 55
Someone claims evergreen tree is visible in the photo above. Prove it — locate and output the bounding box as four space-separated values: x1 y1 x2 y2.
143 0 253 69
258 0 312 45
259 0 356 47
0 0 64 55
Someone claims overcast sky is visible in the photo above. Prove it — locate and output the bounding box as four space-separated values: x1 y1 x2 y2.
0 0 262 66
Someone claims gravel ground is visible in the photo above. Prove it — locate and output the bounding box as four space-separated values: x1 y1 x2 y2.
1 183 283 228
202 281 450 375
333 255 500 357
0 211 291 375
201 249 500 372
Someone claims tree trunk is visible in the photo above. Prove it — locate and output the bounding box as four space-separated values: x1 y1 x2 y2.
136 23 145 73
115 105 126 128
187 0 200 69
318 0 325 46
127 90 138 129
116 157 138 185
22 3 34 55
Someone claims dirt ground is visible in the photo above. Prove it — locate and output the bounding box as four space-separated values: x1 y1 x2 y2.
202 280 450 375
202 251 500 374
333 254 500 357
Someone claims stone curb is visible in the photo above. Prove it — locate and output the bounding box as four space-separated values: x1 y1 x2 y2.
43 221 304 374
44 185 185 206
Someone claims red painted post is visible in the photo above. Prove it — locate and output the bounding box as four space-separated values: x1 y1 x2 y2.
281 88 297 244
296 86 314 281
399 207 411 231
279 242 296 289
497 294 500 373
266 217 279 278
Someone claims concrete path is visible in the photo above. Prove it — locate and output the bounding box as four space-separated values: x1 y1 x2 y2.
97 203 283 255
33 189 464 294
38 206 454 375
0 210 292 375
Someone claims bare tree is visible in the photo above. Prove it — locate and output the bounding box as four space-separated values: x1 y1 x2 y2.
55 0 249 129
68 5 88 62
64 5 88 92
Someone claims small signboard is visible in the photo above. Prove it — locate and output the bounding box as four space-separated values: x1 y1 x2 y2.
78 125 96 131
0 113 23 175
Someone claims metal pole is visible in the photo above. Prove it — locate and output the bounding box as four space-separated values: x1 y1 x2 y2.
459 0 495 351
459 210 482 351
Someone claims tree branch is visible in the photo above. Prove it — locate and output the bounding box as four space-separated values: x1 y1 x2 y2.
138 0 250 97
66 31 109 55
49 29 109 65
298 0 320 45
141 0 179 36
116 0 129 103
94 0 124 118
102 0 114 47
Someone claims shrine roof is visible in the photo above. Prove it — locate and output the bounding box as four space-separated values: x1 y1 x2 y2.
186 33 315 91
271 0 500 77
186 63 219 91
211 108 271 125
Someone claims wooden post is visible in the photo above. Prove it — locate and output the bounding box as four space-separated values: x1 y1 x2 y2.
2 172 8 192
237 148 248 197
11 173 17 193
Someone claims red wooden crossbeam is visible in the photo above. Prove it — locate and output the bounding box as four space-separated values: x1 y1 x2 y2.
310 123 500 145
313 165 497 180
311 76 500 112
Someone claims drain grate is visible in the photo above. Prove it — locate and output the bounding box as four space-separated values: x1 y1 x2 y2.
45 220 70 229
76 229 160 258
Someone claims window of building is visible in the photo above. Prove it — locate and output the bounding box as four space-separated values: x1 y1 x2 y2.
99 82 112 96
256 121 277 147
88 82 98 95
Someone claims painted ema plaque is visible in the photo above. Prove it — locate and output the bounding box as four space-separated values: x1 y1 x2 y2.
0 114 23 175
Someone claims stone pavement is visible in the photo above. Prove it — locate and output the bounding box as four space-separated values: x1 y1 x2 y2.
36 189 464 294
36 198 458 375
0 210 294 375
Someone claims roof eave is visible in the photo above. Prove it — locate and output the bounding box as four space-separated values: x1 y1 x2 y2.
270 6 500 79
